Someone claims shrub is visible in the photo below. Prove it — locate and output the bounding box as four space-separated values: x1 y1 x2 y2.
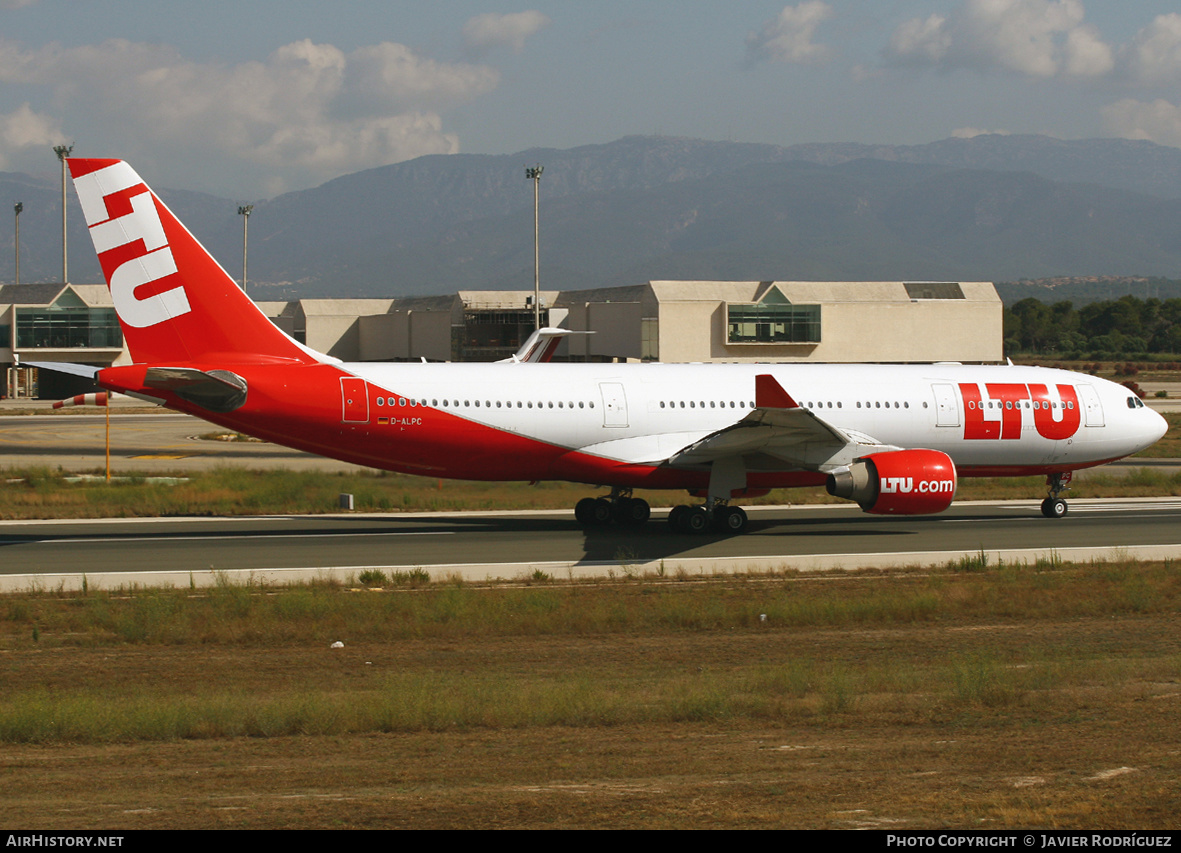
359 569 388 587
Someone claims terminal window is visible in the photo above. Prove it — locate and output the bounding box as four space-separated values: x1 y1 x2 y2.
726 302 820 344
904 282 964 300
15 306 122 349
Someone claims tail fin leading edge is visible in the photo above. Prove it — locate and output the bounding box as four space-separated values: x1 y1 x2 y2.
68 159 313 366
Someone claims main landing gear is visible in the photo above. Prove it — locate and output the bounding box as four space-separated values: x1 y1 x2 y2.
667 500 748 535
573 491 749 534
575 488 651 527
1041 472 1072 519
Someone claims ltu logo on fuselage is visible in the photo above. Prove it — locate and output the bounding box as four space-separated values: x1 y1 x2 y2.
73 162 190 329
958 382 1081 441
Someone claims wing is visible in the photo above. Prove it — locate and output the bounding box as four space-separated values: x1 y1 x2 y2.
665 374 893 473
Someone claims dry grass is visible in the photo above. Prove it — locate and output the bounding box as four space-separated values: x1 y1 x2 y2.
2 460 1181 520
0 560 1178 828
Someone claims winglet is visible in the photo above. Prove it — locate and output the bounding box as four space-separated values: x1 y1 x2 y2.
501 328 594 364
755 374 798 409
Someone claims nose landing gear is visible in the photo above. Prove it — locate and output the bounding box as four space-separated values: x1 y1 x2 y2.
1041 472 1072 519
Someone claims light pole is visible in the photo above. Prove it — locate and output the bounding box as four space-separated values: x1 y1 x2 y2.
525 165 543 331
13 202 22 286
53 144 73 284
238 205 253 292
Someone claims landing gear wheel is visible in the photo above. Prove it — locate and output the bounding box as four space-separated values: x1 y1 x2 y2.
575 497 597 525
590 498 614 525
715 505 748 534
1041 497 1068 519
668 504 690 532
614 496 650 526
684 506 710 533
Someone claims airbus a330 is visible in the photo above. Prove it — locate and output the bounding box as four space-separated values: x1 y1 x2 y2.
37 159 1168 534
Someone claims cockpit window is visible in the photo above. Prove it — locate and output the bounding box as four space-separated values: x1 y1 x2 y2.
1127 397 1145 409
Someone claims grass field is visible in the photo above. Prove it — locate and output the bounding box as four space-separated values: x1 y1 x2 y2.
1 405 1178 828
2 461 1181 520
0 561 1178 828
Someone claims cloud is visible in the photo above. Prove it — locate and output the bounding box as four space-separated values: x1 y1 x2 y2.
462 11 550 56
0 37 500 191
746 2 834 64
1119 14 1181 86
888 14 952 65
1101 98 1181 148
886 0 1112 78
951 127 1012 138
0 102 64 168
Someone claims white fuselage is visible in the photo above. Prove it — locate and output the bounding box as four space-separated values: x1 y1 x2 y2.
338 361 1165 476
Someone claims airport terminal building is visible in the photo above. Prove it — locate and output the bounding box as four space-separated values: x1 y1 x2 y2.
3 280 1002 398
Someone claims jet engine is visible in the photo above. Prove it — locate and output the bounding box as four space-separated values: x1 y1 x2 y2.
825 449 957 515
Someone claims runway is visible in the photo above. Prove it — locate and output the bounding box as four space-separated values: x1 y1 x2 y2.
3 498 1180 591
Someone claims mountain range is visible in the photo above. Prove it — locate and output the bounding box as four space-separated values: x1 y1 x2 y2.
4 134 1181 302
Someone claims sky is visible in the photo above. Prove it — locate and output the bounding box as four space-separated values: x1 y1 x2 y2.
2 0 1181 200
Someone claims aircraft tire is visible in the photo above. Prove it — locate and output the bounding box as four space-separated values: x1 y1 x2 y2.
1041 497 1068 519
590 498 614 525
685 506 710 534
575 497 597 525
615 497 650 526
715 505 748 534
668 504 689 532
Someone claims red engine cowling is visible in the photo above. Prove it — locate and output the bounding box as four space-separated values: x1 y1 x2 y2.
825 449 957 515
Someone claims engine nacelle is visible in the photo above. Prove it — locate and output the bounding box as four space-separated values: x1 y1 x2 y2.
825 449 957 515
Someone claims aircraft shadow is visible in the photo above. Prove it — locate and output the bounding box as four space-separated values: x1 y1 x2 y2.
0 509 1021 570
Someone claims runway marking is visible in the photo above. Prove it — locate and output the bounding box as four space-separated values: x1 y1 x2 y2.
935 501 1181 521
22 531 455 545
1068 502 1181 512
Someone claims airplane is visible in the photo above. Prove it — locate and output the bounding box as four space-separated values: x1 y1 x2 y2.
36 158 1169 534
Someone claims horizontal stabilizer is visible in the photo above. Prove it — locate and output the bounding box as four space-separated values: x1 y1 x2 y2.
143 367 248 413
24 361 100 379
